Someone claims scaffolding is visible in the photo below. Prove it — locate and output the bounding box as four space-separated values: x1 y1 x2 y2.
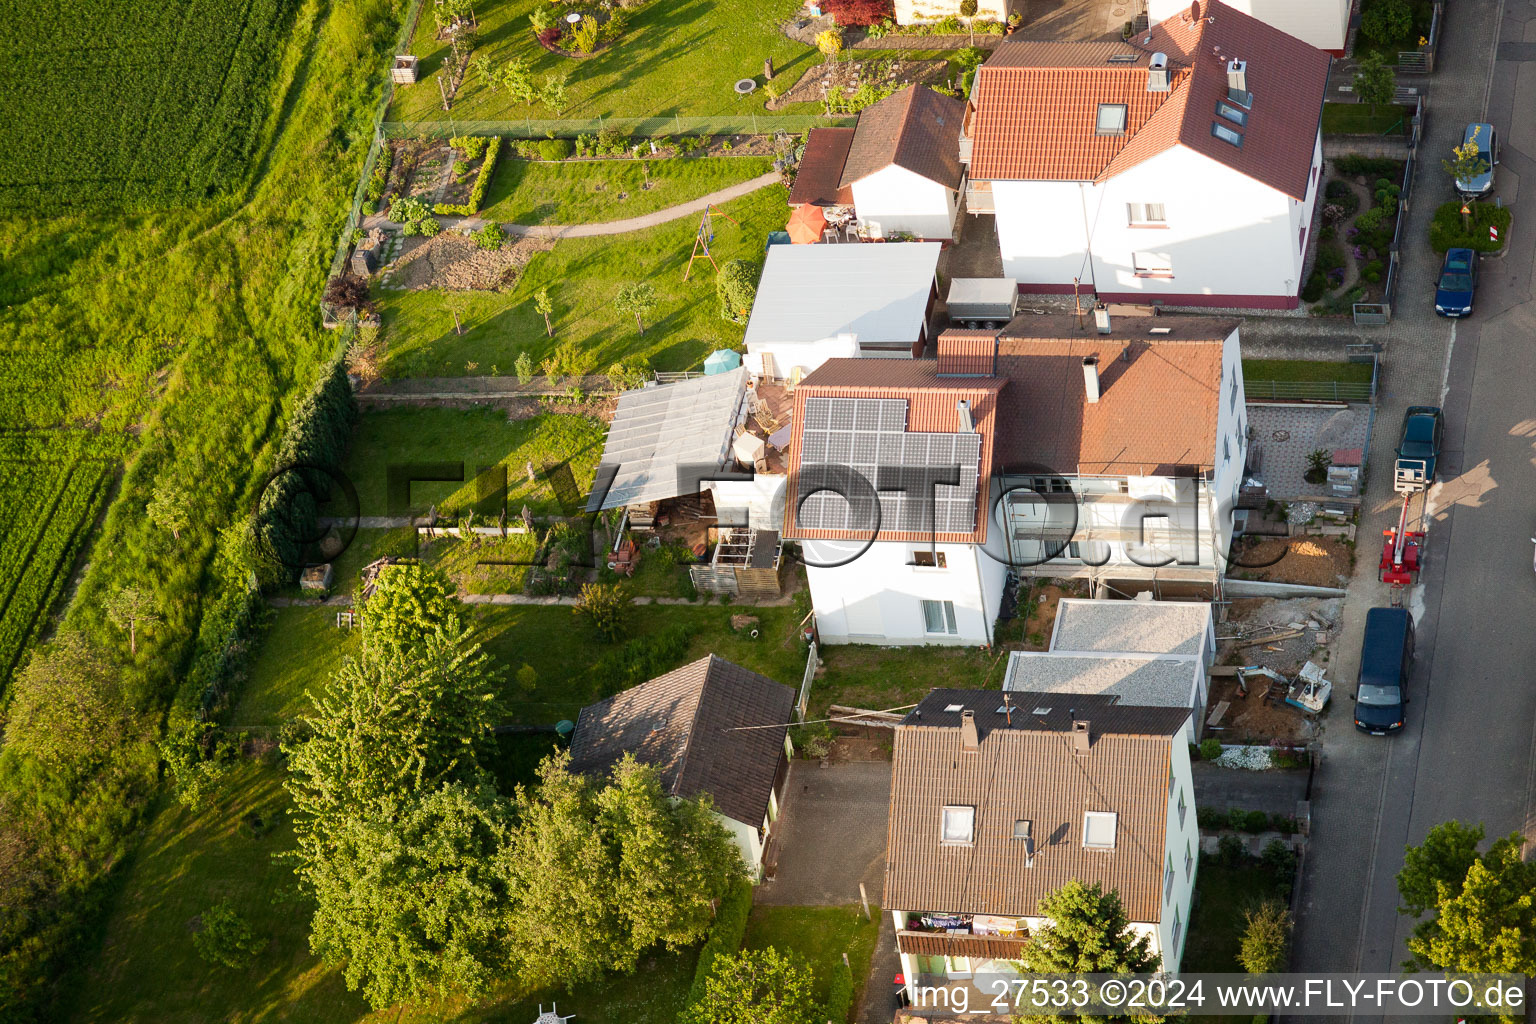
690 528 783 598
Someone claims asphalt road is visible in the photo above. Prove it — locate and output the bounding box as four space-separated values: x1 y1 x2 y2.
1286 0 1536 1004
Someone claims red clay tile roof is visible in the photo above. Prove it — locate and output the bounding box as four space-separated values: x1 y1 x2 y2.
789 127 855 206
968 0 1329 199
989 314 1236 475
841 86 967 191
884 689 1188 922
570 655 794 827
781 360 1005 545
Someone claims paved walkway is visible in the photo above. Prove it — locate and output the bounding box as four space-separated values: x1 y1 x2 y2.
1192 762 1311 818
364 171 782 240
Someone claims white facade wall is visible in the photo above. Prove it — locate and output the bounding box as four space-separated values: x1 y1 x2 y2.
1207 326 1249 571
1156 729 1199 973
894 0 1007 25
1147 0 1349 51
718 812 766 880
850 165 959 241
990 141 1323 305
804 539 1005 646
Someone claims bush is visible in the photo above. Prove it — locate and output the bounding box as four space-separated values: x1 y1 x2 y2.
435 135 502 216
1361 258 1384 283
1429 200 1512 253
1198 737 1222 761
192 901 266 968
1244 809 1272 833
1354 207 1385 232
1196 805 1225 829
1315 241 1346 273
537 137 572 162
823 0 894 26
716 258 760 324
1361 0 1412 43
1239 900 1291 974
1217 834 1247 867
474 222 505 250
451 134 488 161
1301 270 1329 302
825 958 855 1022
608 355 651 390
686 878 755 1007
1261 839 1299 886
575 581 631 641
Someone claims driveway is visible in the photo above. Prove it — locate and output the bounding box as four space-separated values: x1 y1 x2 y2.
756 760 891 907
1192 761 1310 819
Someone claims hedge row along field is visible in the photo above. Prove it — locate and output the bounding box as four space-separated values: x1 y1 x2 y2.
0 459 112 682
0 0 300 210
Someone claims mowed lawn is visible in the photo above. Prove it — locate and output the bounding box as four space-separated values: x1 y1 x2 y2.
379 183 787 378
481 155 774 225
322 406 607 518
742 905 881 1004
387 0 816 122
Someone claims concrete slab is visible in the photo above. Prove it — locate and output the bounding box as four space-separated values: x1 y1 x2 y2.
1246 403 1373 501
755 760 891 907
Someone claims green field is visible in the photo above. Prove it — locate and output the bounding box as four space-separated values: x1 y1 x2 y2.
386 0 815 122
1 0 301 208
379 182 788 378
1320 102 1414 137
481 155 774 225
1241 359 1374 384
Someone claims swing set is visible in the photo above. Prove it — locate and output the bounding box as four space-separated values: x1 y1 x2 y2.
682 203 741 281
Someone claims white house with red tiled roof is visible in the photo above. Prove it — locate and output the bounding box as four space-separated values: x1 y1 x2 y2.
783 314 1247 647
962 0 1330 310
1149 0 1349 54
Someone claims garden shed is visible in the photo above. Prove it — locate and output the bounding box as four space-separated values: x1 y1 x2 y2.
742 242 942 378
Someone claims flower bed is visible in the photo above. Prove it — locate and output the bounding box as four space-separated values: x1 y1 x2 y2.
1304 156 1405 307
1429 200 1511 253
529 2 636 58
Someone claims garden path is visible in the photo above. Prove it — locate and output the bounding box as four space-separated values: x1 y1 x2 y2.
365 170 783 238
356 373 614 400
1323 176 1373 301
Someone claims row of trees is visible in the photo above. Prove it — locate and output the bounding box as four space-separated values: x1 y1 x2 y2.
283 564 743 1008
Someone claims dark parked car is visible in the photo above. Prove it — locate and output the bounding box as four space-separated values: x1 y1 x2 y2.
1394 406 1444 488
1355 607 1415 735
1435 248 1478 317
1454 122 1498 197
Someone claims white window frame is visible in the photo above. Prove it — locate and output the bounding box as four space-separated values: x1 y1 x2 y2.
941 804 975 845
1177 787 1187 828
1132 251 1173 278
1083 811 1118 850
922 599 959 636
1127 202 1166 226
1165 855 1175 903
912 550 948 569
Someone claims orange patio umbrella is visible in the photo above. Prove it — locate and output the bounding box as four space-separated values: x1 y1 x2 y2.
786 203 828 244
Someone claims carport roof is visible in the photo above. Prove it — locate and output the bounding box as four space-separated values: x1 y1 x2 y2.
585 368 747 511
742 242 941 348
1051 598 1212 656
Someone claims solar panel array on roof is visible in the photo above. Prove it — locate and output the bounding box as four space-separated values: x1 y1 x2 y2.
797 397 981 535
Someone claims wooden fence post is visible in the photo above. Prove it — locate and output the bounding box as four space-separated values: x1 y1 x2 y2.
859 882 870 920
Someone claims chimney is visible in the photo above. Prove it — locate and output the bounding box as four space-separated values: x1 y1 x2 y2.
1072 719 1092 754
1082 356 1101 403
1227 59 1247 95
1147 52 1170 92
1093 304 1112 334
960 709 979 752
957 399 974 433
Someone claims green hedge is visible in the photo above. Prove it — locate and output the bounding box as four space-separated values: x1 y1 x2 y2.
824 958 855 1022
435 135 502 216
1332 155 1404 178
685 877 754 1008
1429 201 1512 253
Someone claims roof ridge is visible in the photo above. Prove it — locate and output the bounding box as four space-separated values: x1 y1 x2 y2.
668 653 717 797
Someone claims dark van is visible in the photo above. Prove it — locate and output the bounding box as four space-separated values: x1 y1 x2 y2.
1355 607 1414 735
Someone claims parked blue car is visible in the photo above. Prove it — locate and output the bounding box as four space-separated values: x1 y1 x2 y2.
1435 248 1478 317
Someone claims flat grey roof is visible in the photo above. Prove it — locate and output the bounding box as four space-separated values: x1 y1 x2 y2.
1003 652 1200 709
586 369 746 511
1051 598 1212 656
742 243 941 348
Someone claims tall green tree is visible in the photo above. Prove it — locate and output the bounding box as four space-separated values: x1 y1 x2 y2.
614 282 659 336
1017 880 1165 1024
105 586 160 656
1399 823 1536 975
1352 51 1396 114
1239 900 1291 974
1361 0 1412 43
684 948 821 1024
501 752 741 986
146 477 193 541
307 783 516 1009
360 561 461 659
284 624 503 842
4 632 142 788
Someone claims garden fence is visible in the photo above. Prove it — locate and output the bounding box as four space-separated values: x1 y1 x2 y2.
1244 379 1375 402
1395 3 1443 74
379 113 856 140
797 641 817 722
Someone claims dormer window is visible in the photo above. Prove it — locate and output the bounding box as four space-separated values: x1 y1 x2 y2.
1083 810 1118 849
1212 122 1243 148
1216 99 1248 126
1096 103 1129 135
942 805 976 845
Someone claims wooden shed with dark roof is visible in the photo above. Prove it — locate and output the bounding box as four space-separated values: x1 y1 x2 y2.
570 654 796 878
